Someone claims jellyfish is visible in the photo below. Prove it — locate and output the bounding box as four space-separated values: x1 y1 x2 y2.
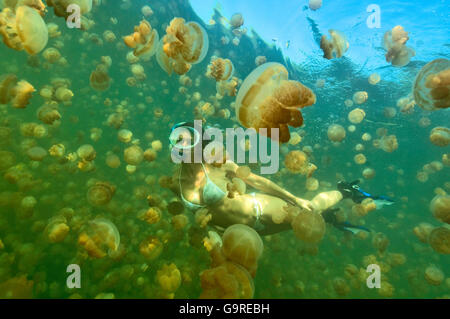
45 216 70 243
26 146 47 161
221 224 263 276
413 59 449 111
284 150 309 174
235 63 316 143
368 73 381 85
78 218 120 259
291 208 326 244
353 91 368 104
0 5 48 55
428 227 450 254
320 30 349 60
383 25 415 67
200 261 254 299
157 18 209 75
379 134 398 153
206 57 234 82
90 63 111 91
424 265 445 286
229 13 244 29
124 145 144 166
123 19 159 61
47 0 92 18
0 74 35 108
372 232 389 254
430 194 449 224
138 207 161 224
139 236 163 260
429 127 450 147
309 0 322 11
87 181 115 206
332 277 350 296
327 124 346 142
156 263 181 294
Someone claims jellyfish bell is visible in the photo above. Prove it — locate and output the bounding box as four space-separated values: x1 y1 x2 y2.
428 226 450 254
78 218 120 258
221 224 263 276
320 30 349 60
413 59 449 111
291 208 326 244
235 62 316 143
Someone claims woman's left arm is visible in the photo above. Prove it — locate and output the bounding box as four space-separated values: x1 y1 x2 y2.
223 161 314 211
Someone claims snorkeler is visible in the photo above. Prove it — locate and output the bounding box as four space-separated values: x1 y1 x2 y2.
322 207 370 235
167 121 331 236
337 180 394 209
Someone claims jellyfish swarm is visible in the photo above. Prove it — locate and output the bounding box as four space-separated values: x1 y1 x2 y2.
383 25 415 67
200 261 254 299
221 224 263 277
156 18 209 75
413 59 450 111
0 5 48 55
123 19 159 61
235 63 316 143
78 218 120 258
320 30 349 60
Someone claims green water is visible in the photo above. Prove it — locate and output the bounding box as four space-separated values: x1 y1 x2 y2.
0 0 448 299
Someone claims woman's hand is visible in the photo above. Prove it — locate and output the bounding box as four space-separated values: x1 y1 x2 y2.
294 198 314 212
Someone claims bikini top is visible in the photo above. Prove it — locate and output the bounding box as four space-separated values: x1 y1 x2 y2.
179 163 226 211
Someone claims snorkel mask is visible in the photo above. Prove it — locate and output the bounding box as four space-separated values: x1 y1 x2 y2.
169 122 202 151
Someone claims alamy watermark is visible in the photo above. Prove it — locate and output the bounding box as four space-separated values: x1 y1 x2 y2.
170 120 279 174
66 4 81 29
66 264 81 288
366 264 381 288
366 4 381 29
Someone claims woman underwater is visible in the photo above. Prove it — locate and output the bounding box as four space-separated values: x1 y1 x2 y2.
166 122 345 236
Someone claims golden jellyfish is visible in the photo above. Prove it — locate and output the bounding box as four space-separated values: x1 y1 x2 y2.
255 55 266 66
291 209 326 244
106 152 120 168
353 91 368 104
77 144 96 161
320 30 349 59
413 59 449 111
103 30 116 43
221 224 263 276
362 167 375 179
383 107 397 118
0 74 35 108
45 216 70 243
206 57 234 82
380 134 398 152
424 265 445 286
156 263 181 294
89 64 111 91
284 150 309 174
143 148 157 162
309 0 322 11
443 154 450 166
305 177 319 191
78 218 120 259
151 140 163 152
130 64 146 81
0 5 48 55
123 19 159 60
157 18 209 75
344 99 353 107
354 153 367 165
428 227 450 254
383 25 415 67
361 133 372 142
235 63 316 143
200 261 254 299
138 207 161 224
429 127 450 147
288 132 302 145
332 277 350 296
42 47 61 64
229 13 244 29
139 236 163 260
430 194 450 224
368 73 381 85
26 146 47 161
37 104 61 124
327 124 346 142
141 5 153 17
378 281 394 298
124 145 144 166
172 214 189 230
48 144 65 157
87 181 115 206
